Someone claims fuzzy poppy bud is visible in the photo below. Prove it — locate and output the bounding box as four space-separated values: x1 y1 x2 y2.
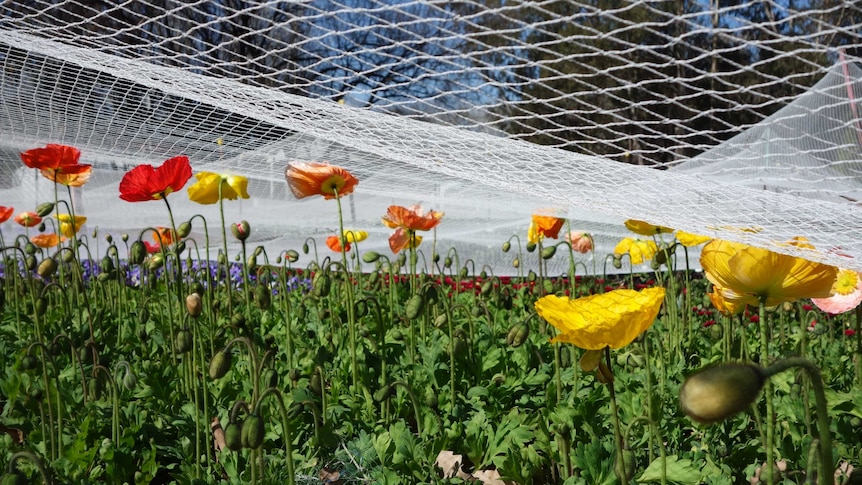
612 256 623 269
100 256 115 274
679 363 766 425
224 421 243 451
148 253 165 271
373 384 393 403
122 371 137 391
312 272 331 297
231 220 250 241
480 280 493 296
506 322 530 347
121 233 129 242
209 350 232 380
526 242 537 253
362 251 381 263
405 293 424 320
129 241 147 265
24 256 37 272
37 257 58 278
177 221 192 238
175 329 193 354
255 285 271 310
286 249 300 263
35 202 55 217
186 293 202 317
541 245 557 260
501 241 511 253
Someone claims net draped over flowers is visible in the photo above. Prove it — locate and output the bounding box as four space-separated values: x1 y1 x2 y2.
624 219 674 236
535 286 666 350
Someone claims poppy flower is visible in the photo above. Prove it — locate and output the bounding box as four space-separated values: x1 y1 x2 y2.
343 230 368 243
614 237 657 265
326 235 351 253
0 206 12 223
675 231 711 247
285 162 358 200
20 144 92 187
700 239 837 310
187 172 250 204
30 234 62 248
57 214 87 238
14 212 41 227
810 268 862 314
535 286 666 350
382 205 442 254
624 219 674 236
119 156 192 202
528 215 565 244
152 227 175 247
565 231 593 253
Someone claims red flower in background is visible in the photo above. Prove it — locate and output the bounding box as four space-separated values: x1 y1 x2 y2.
0 206 12 223
119 156 192 202
326 235 350 253
14 212 41 227
20 144 92 187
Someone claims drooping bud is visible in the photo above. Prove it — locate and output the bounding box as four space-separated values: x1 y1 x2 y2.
209 350 232 380
679 363 766 425
177 221 192 238
612 256 623 269
526 242 537 253
501 241 511 253
541 245 557 260
231 220 250 241
35 202 55 217
186 293 202 317
37 257 58 278
175 328 193 354
129 241 147 265
285 249 300 263
148 253 165 271
506 322 530 347
122 370 138 391
362 251 381 263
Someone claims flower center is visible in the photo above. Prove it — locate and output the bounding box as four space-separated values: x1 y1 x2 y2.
322 175 345 195
834 269 858 296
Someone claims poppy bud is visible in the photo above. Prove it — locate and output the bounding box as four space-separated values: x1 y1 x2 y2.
123 371 137 391
25 243 37 255
312 272 331 297
100 256 114 274
129 241 147 265
255 285 271 310
373 384 393 403
541 245 557 260
284 249 299 263
506 322 530 347
105 234 113 244
121 233 129 242
444 257 452 269
512 257 520 268
501 241 511 253
224 421 243 451
362 251 381 263
37 257 58 278
302 242 310 254
434 313 448 329
396 253 406 266
679 363 765 425
148 253 165 271
231 220 250 241
526 242 537 253
527 270 537 282
209 350 232 379
177 221 192 238
186 293 202 317
175 329 193 354
612 256 623 269
425 388 439 409
35 202 55 217
480 280 493 296
405 294 424 320
432 252 440 263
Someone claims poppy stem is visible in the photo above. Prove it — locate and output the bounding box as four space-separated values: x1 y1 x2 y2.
759 301 776 485
334 189 359 392
605 347 628 484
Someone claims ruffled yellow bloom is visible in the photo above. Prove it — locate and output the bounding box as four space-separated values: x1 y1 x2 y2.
187 172 250 204
624 219 674 236
613 237 657 265
56 214 86 237
675 231 711 247
535 287 666 350
343 230 368 243
700 239 837 311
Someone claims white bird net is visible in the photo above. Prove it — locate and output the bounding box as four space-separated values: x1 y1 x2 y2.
0 1 861 275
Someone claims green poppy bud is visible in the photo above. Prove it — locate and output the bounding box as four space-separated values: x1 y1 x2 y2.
231 220 250 241
286 249 300 263
224 421 243 451
122 371 137 391
425 388 439 409
526 242 537 253
121 233 129 242
37 257 58 278
527 270 537 282
444 257 452 269
679 363 765 425
405 294 424 320
506 322 530 347
512 257 520 269
362 251 381 263
100 256 115 274
501 241 511 253
432 252 440 263
175 329 193 354
35 202 55 217
302 242 310 254
541 245 557 259
373 384 393 403
480 280 493 296
396 252 407 266
177 221 192 238
105 234 113 244
148 253 165 271
460 266 469 278
129 241 147 265
255 285 271 310
612 256 623 269
209 350 232 380
434 313 448 329
312 272 331 297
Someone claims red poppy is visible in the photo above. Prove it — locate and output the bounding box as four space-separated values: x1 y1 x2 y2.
0 206 12 223
285 162 358 200
14 212 41 227
119 156 192 202
20 144 92 186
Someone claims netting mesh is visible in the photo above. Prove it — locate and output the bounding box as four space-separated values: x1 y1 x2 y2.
1 1 861 274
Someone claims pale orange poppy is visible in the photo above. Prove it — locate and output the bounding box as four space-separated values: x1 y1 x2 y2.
285 162 358 200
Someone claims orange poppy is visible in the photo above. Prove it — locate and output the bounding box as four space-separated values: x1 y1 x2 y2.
326 235 351 253
0 206 12 223
529 215 565 243
14 212 42 227
382 205 443 232
388 228 423 254
30 234 62 248
285 162 358 200
20 144 92 186
153 227 175 246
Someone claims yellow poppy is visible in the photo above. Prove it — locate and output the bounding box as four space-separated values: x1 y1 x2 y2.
343 230 368 243
56 214 86 237
535 287 666 350
187 172 250 204
613 237 657 265
676 231 711 247
624 219 674 236
700 239 837 309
